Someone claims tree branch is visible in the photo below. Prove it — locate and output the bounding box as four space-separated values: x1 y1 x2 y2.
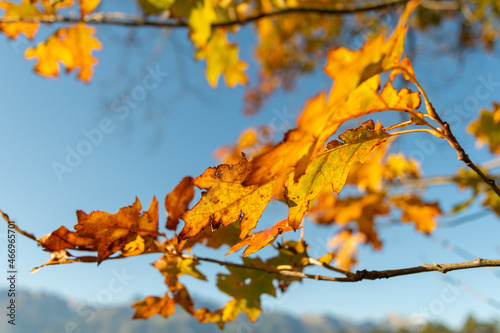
0 0 457 29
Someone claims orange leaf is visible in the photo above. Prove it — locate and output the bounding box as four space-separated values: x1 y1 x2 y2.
165 176 195 231
78 0 100 17
37 225 96 252
74 197 160 263
179 156 274 240
244 2 419 186
328 229 365 271
226 219 295 257
392 195 440 234
132 294 175 319
25 22 102 82
0 0 42 39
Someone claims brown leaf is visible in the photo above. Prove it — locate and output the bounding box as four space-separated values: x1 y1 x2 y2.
165 176 195 231
38 225 96 252
74 197 160 263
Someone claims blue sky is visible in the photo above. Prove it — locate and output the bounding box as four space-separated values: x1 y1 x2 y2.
1 3 500 330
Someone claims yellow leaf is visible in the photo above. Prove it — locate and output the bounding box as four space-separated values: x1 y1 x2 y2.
0 0 42 39
25 22 102 82
78 0 100 17
195 28 248 87
137 0 174 15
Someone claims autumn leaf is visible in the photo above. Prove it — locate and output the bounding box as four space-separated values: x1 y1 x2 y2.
285 120 390 230
244 2 419 186
266 240 309 291
171 0 216 48
25 22 102 82
165 176 195 231
467 102 500 154
38 225 96 252
215 257 275 320
195 298 261 329
74 197 160 263
132 294 175 319
226 219 295 257
0 0 43 39
78 0 100 17
153 253 206 289
392 194 440 234
179 156 274 240
195 28 248 87
328 229 366 271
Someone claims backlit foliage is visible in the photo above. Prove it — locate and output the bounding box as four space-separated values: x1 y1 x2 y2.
2 0 500 328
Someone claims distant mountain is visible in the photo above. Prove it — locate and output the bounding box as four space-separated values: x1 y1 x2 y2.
0 289 409 333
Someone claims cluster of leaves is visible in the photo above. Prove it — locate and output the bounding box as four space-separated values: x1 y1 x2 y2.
1 1 500 113
3 0 500 329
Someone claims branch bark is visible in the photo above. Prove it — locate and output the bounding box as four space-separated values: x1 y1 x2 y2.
0 0 458 29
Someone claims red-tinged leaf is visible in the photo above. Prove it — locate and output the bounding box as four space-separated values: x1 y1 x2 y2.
285 120 390 230
165 176 195 231
132 294 175 319
226 219 295 257
0 0 42 39
179 156 274 240
25 22 102 82
38 225 96 252
74 197 160 263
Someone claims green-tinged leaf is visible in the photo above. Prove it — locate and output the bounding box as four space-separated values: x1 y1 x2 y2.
285 120 390 230
137 0 174 15
153 254 206 288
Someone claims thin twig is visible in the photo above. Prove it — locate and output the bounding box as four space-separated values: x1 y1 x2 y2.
0 209 37 241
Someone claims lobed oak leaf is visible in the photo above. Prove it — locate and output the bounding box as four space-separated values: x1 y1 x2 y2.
467 103 500 154
0 0 43 39
244 1 419 186
132 294 175 319
165 176 195 231
285 120 390 230
178 156 274 240
217 257 276 304
392 194 440 234
225 219 295 257
38 225 96 252
74 197 160 263
25 22 102 82
195 28 248 87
